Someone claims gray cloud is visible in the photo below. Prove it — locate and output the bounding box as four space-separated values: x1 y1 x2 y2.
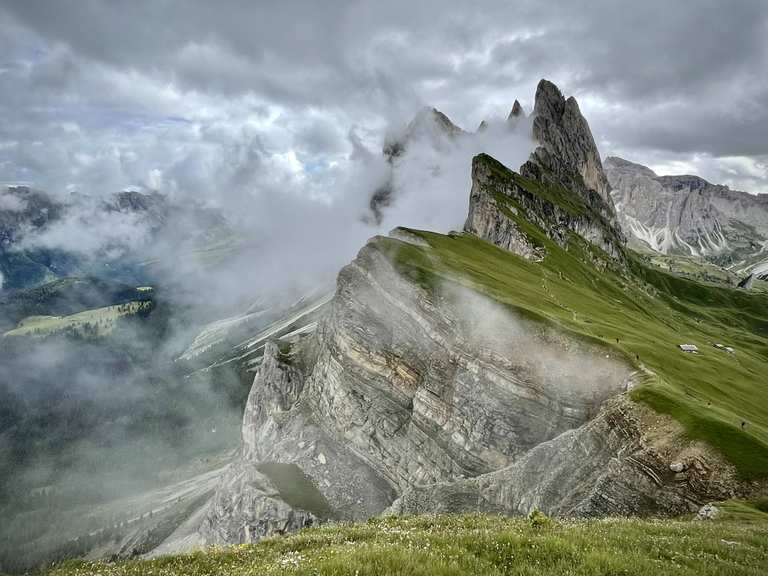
0 0 767 198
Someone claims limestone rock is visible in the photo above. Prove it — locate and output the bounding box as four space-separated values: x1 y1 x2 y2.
199 462 316 546
465 154 624 261
696 503 720 521
525 80 617 218
606 156 768 264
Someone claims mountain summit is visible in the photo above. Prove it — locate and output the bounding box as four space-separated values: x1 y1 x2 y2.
130 80 768 558
466 80 625 261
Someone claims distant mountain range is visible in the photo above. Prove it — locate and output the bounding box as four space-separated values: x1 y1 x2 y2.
0 186 229 292
606 157 768 278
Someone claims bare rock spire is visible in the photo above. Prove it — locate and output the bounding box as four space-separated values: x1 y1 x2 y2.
522 79 621 231
508 99 525 120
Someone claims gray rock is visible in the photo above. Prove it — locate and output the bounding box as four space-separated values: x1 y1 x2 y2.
738 273 755 290
387 396 729 518
669 462 686 473
696 503 720 521
524 80 620 227
465 154 624 261
199 462 316 546
606 156 768 265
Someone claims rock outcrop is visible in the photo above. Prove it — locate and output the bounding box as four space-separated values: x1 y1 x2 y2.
464 80 626 262
523 80 619 226
193 240 633 549
606 156 768 269
465 154 625 261
388 395 743 518
508 100 525 121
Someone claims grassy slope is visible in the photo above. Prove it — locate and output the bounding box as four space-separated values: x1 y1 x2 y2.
380 227 768 478
376 154 768 480
3 300 152 338
47 514 768 576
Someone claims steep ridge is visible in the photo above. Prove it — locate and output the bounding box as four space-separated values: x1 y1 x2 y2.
466 80 625 261
606 157 768 272
139 79 768 557
522 80 622 231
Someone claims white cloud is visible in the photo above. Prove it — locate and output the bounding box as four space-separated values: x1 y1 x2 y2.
0 188 26 211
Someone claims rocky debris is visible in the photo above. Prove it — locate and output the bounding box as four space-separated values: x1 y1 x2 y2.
696 503 720 521
670 462 686 473
198 462 316 546
606 156 768 261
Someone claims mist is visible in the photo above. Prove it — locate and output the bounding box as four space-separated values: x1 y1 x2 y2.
12 108 535 318
446 284 631 403
0 104 535 571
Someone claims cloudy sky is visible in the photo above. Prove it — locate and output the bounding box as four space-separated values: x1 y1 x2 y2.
1 0 767 199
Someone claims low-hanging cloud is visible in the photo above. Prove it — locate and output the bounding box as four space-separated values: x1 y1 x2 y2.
11 109 535 321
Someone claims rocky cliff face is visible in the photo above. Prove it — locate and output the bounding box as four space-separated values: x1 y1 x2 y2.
465 80 626 262
606 156 768 270
388 394 745 518
523 80 620 229
192 237 633 548
465 154 625 262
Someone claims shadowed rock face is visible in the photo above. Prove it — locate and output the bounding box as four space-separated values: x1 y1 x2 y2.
525 80 618 223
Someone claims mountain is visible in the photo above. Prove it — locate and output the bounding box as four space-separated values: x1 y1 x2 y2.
5 80 768 572
125 80 767 556
0 186 230 293
606 157 768 277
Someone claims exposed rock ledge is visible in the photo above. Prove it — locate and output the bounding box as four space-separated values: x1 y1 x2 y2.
159 235 752 554
387 394 746 518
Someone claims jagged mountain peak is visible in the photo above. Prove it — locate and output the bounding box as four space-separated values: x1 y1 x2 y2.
508 99 525 120
526 79 614 213
408 106 464 138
